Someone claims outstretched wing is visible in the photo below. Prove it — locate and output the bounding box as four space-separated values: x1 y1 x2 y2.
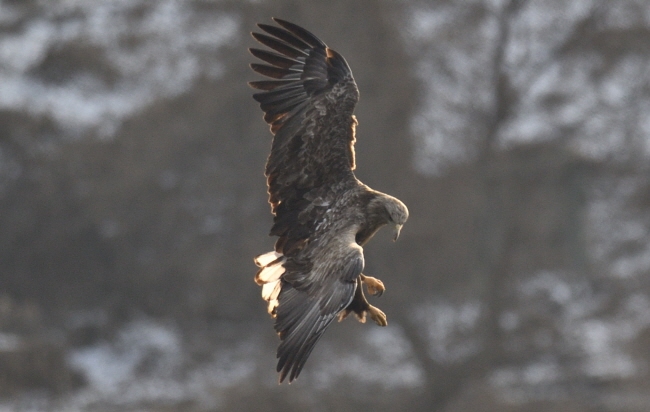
249 18 360 256
254 238 364 383
274 239 363 383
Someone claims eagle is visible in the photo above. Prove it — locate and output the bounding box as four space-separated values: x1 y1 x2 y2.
249 18 409 383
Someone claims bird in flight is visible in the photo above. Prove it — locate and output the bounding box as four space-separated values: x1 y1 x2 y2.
249 18 409 383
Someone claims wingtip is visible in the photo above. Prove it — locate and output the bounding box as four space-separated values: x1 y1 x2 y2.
250 31 266 43
270 17 290 27
277 366 289 384
258 18 281 29
258 22 273 29
278 373 296 384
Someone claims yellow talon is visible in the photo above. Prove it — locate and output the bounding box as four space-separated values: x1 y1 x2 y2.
367 304 387 326
360 274 385 297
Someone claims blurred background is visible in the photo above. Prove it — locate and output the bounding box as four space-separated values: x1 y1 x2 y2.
1 0 650 411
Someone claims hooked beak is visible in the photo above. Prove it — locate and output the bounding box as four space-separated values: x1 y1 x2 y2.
393 224 403 242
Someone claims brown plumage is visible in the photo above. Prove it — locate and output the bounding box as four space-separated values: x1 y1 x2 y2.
250 18 408 383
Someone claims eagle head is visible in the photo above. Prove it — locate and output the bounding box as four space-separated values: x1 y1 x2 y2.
369 194 408 242
385 197 409 241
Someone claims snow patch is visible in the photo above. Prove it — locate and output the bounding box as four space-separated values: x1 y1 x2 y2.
67 318 183 394
415 300 482 363
586 176 650 278
0 333 22 351
405 0 650 174
312 325 424 389
406 3 500 174
492 269 650 402
0 1 239 138
65 317 258 410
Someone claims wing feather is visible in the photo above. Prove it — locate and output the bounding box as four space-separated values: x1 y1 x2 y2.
258 23 315 50
249 79 296 91
249 48 303 69
249 18 359 257
254 88 308 108
251 32 308 59
273 245 362 383
273 18 327 48
250 63 301 79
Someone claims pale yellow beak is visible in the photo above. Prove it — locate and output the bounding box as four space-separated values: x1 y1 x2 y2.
393 224 403 242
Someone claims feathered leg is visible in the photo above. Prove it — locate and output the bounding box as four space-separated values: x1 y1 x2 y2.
338 276 387 326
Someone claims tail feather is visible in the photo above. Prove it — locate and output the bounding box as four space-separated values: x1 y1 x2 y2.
255 264 284 285
254 251 286 316
254 251 282 267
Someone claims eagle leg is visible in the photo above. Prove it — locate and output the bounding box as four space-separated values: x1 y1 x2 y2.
359 274 385 297
337 277 387 326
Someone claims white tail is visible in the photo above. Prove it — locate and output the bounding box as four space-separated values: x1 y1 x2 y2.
253 251 286 316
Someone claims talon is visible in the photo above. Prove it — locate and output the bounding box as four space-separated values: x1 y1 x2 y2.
337 309 351 322
360 274 385 297
367 304 387 326
338 308 367 324
355 311 367 323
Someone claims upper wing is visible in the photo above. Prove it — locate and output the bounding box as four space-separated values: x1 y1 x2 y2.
274 241 363 383
249 18 360 256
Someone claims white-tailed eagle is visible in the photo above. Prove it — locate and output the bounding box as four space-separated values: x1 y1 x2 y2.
249 18 409 383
